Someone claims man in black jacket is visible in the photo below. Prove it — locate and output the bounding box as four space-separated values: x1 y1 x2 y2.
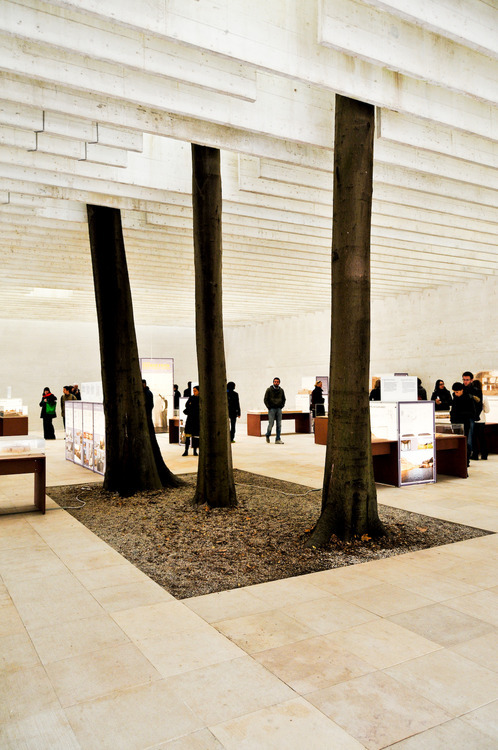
264 377 286 444
462 371 482 458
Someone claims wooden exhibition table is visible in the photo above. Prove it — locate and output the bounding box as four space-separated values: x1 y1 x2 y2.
314 417 468 485
0 453 46 513
0 415 29 436
484 422 498 453
247 411 311 436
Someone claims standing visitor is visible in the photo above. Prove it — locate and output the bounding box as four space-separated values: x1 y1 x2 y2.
264 377 286 444
183 385 200 456
61 385 76 428
39 387 57 440
227 381 241 442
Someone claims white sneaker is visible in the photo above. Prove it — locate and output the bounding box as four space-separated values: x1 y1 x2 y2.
275 439 284 444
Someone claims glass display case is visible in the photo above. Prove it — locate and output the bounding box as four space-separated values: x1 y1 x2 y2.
0 435 45 455
0 398 27 416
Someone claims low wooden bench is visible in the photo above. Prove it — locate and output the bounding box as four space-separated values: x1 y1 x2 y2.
0 453 46 514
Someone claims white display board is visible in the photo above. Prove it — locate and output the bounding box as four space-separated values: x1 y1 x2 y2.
370 402 398 440
65 401 106 475
81 382 103 402
398 401 436 486
381 376 418 402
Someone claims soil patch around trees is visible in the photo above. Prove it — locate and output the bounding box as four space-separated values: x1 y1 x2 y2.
47 469 490 599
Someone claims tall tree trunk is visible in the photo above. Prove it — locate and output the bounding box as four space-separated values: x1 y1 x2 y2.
191 145 237 508
87 204 180 496
308 96 385 546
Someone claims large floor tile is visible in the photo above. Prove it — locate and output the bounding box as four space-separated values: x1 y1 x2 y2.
307 670 450 750
136 625 245 677
210 697 365 749
111 600 213 641
338 583 434 617
7 571 104 631
253 633 374 693
0 664 60 723
443 589 498 626
0 601 26 637
64 680 204 750
73 562 152 590
214 609 318 653
0 630 40 671
384 716 497 749
449 631 498 672
385 649 498 715
246 577 332 608
459 699 498 742
161 728 224 749
388 602 494 647
0 544 69 583
321 618 441 670
282 593 377 635
29 613 130 664
184 587 273 623
167 656 296 726
0 708 81 750
90 578 173 612
45 642 162 707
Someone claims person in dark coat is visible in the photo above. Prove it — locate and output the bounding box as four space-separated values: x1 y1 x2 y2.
72 384 82 400
263 377 286 444
450 382 475 466
310 381 325 417
61 385 76 428
173 384 181 412
430 379 452 411
142 380 154 418
183 381 192 397
227 381 241 442
417 378 427 400
39 387 57 440
369 379 381 401
183 385 199 456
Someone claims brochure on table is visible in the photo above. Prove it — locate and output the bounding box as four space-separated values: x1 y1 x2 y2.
398 401 436 486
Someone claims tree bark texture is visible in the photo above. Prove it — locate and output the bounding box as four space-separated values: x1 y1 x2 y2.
87 204 179 495
191 145 237 508
308 96 384 545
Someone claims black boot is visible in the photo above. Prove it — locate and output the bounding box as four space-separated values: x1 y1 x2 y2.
193 437 199 456
182 437 190 456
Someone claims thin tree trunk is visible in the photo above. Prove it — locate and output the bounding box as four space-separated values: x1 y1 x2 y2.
191 145 237 508
308 96 385 545
87 204 180 496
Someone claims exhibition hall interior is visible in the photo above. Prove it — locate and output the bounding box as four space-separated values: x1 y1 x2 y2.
0 1 497 748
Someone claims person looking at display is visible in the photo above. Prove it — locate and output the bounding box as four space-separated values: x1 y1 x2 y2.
311 381 325 417
39 387 57 440
142 379 154 422
369 379 381 401
417 378 427 400
430 379 452 411
182 385 199 456
264 377 286 444
471 379 488 460
61 385 76 428
72 384 81 400
450 382 474 466
462 370 482 457
227 381 241 442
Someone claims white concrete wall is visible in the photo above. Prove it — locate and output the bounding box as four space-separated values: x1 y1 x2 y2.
0 319 196 432
225 275 498 412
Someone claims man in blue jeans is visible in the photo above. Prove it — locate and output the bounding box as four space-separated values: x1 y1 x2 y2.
264 377 286 444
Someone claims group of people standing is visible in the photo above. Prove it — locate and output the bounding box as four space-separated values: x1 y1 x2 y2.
445 372 489 463
39 384 81 439
178 381 242 456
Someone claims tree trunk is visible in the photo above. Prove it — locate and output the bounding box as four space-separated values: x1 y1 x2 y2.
87 204 180 496
308 96 385 546
191 145 237 508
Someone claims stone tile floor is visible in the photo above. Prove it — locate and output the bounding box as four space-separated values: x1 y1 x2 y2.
0 429 496 748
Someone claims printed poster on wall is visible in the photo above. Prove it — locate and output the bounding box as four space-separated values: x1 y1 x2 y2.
93 403 106 475
398 401 436 486
73 402 83 465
